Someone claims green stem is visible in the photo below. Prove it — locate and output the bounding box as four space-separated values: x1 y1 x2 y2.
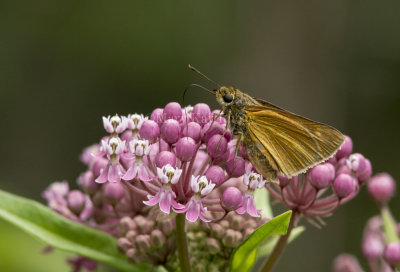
176 213 191 272
261 210 297 272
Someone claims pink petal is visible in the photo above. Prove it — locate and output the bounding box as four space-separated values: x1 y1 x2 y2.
246 196 260 217
95 167 109 184
159 191 171 214
138 165 153 182
108 163 122 183
186 200 201 222
123 165 138 181
143 192 161 206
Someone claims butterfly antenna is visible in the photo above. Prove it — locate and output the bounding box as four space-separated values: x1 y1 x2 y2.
183 83 215 102
188 64 221 88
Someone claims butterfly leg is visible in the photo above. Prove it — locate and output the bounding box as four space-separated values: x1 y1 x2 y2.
229 132 243 173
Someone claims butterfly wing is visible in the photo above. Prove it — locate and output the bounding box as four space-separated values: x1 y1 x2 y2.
244 102 345 178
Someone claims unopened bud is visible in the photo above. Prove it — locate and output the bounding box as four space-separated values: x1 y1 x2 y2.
206 238 221 254
117 238 132 252
135 235 151 253
150 229 166 249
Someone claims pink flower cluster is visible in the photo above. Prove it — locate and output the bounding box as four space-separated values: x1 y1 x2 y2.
266 136 372 223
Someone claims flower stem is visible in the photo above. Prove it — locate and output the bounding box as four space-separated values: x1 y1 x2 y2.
261 210 297 272
176 213 192 272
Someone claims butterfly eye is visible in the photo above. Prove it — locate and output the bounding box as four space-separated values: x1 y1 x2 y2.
223 93 233 103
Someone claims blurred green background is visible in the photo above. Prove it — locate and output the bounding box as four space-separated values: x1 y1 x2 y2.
0 1 399 271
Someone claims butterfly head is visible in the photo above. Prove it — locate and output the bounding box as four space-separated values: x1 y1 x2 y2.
215 86 236 108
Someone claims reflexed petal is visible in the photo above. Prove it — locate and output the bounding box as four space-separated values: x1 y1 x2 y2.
138 165 153 182
159 191 171 214
186 200 201 222
103 116 113 133
143 192 161 206
108 163 122 183
95 167 109 184
122 165 138 181
246 195 260 217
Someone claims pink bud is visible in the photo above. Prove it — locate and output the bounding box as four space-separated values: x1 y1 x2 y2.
192 103 211 126
226 157 245 177
139 120 160 142
161 119 180 144
155 151 176 168
176 137 196 161
90 157 108 177
207 134 228 159
309 163 335 189
336 135 353 159
181 122 202 143
211 110 226 125
239 145 249 160
367 173 395 205
77 171 100 195
103 182 125 205
67 190 86 215
163 102 182 121
206 165 226 186
332 254 364 272
333 174 355 198
384 242 400 266
362 233 384 260
221 187 242 211
150 108 163 126
202 121 224 143
358 159 372 183
278 175 291 187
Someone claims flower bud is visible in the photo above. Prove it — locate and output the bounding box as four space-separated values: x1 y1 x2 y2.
210 223 224 238
155 151 176 168
161 119 180 144
139 120 160 142
332 254 364 272
239 145 249 160
205 165 226 187
358 158 372 183
336 136 353 159
77 171 100 195
202 121 224 143
126 248 141 263
243 227 255 238
333 174 355 198
135 235 151 253
192 103 211 126
384 242 400 266
222 229 236 247
176 137 196 161
67 190 86 215
90 157 108 177
207 134 228 158
206 238 221 254
226 157 245 177
221 187 242 211
160 219 174 236
336 165 352 176
230 214 244 231
119 216 136 235
181 122 202 143
211 110 226 125
150 229 166 249
117 238 132 252
134 215 152 234
150 108 163 126
103 182 125 205
367 173 395 205
362 233 384 260
309 163 335 189
126 230 138 243
163 102 182 121
278 175 291 187
346 153 367 178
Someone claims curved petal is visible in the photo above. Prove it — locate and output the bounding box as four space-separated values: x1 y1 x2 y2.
159 190 171 214
143 192 161 206
185 200 201 222
138 165 153 182
122 165 138 181
95 166 109 184
246 196 260 217
108 163 122 183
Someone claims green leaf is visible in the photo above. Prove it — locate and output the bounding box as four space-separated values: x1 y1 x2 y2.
254 187 273 218
229 210 292 272
0 189 150 272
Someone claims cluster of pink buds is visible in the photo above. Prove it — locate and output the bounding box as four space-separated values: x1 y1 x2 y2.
266 136 372 226
333 173 398 272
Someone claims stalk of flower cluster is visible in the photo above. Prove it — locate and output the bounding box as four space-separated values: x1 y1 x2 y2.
261 210 298 272
176 213 192 272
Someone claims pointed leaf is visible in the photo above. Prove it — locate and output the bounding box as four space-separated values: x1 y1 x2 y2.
0 189 149 272
229 210 292 272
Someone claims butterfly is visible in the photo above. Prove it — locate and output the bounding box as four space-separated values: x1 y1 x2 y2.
213 85 345 183
188 65 345 183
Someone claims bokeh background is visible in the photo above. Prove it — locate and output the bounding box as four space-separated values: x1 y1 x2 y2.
1 1 399 271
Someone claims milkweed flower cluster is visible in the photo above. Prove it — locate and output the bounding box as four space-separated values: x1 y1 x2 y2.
333 173 399 272
266 135 372 226
43 102 270 271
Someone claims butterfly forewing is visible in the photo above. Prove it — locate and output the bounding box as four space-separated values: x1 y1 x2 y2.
244 105 345 178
